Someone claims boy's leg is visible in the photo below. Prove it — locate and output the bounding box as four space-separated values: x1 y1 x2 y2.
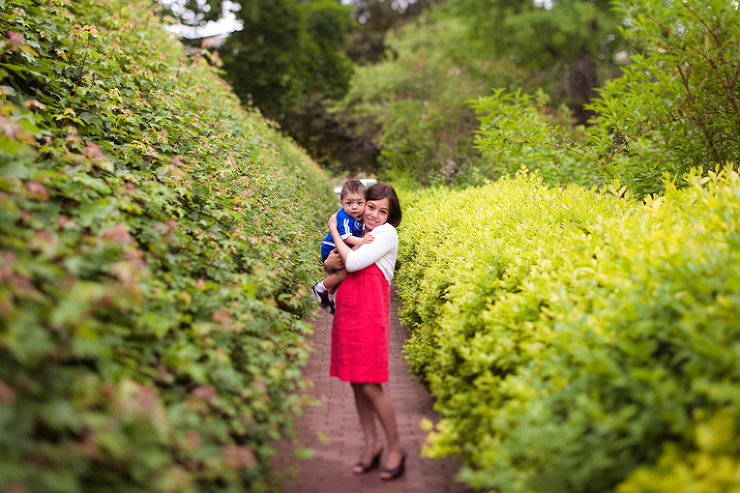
312 260 335 312
313 266 332 292
323 268 348 291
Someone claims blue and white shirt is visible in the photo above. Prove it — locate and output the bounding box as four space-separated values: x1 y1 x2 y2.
321 209 364 261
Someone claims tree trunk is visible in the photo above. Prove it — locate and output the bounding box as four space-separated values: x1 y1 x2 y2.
569 46 598 125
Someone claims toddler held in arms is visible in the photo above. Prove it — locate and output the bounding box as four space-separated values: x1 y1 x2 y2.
312 179 374 313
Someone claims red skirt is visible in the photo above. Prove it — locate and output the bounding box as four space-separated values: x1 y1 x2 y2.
330 263 391 383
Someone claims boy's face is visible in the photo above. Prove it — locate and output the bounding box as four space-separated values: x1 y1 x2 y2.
341 192 365 219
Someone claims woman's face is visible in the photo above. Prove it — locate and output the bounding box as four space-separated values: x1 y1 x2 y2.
363 197 390 231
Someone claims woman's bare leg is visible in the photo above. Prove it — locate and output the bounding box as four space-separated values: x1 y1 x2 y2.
351 383 383 473
354 383 404 475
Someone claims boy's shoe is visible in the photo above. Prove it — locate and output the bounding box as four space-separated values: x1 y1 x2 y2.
312 283 333 314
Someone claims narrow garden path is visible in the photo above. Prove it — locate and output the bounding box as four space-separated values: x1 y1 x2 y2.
274 294 474 493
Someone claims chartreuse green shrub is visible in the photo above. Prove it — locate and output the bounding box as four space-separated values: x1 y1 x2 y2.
0 1 335 492
396 170 740 493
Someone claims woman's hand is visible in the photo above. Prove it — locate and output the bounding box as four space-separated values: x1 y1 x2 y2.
324 249 344 271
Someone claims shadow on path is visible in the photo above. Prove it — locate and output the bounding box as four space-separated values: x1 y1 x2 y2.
274 294 474 493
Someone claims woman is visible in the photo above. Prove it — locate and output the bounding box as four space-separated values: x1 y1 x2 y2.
324 183 405 480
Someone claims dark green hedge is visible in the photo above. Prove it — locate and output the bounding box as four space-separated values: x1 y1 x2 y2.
0 1 334 492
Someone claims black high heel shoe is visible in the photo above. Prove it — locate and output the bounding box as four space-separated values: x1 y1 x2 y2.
380 453 406 481
353 448 383 474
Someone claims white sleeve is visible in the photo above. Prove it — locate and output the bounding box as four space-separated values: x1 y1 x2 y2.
344 224 398 273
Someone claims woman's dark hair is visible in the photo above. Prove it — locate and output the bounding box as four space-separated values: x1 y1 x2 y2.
366 183 402 228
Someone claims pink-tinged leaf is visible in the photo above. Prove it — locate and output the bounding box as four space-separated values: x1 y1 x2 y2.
0 251 35 291
136 385 159 413
122 248 145 268
186 430 201 447
84 141 104 158
7 31 23 44
0 379 15 404
100 224 135 245
222 444 255 469
211 307 232 327
76 429 99 458
109 261 140 285
190 385 217 403
24 99 45 112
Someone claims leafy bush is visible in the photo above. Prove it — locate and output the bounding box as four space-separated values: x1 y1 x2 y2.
588 0 740 192
471 0 740 197
470 89 594 187
0 1 335 492
396 170 740 493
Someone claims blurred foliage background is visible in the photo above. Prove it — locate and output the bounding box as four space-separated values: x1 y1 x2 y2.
162 0 739 196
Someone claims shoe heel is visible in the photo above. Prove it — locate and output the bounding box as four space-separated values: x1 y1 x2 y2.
380 453 406 481
353 448 383 475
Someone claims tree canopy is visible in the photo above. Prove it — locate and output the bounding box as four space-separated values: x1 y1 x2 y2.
211 0 355 123
159 0 445 173
344 0 444 64
443 0 629 122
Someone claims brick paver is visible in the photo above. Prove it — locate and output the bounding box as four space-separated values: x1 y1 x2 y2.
274 295 473 493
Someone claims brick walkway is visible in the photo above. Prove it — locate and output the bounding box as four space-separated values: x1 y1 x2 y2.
274 295 473 493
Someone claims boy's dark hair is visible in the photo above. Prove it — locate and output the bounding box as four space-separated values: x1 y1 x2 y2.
340 179 366 199
366 183 402 228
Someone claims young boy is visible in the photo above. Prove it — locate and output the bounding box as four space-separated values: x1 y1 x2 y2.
312 179 374 313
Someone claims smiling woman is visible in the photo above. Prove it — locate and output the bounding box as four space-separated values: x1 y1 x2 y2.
323 183 408 480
